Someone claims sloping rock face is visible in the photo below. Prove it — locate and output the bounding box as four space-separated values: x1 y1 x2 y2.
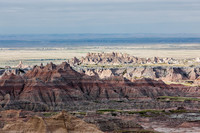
0 62 199 111
0 110 102 133
79 66 200 83
84 68 114 79
127 66 196 82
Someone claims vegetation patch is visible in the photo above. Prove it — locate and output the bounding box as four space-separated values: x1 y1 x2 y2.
122 69 127 75
157 96 200 102
126 110 164 117
93 100 101 103
97 109 164 117
97 109 121 113
97 108 193 117
70 112 86 115
110 100 125 103
164 81 197 87
168 109 187 113
43 112 58 117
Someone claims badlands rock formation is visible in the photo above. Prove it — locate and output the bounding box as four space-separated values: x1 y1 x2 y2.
67 52 178 65
14 61 30 69
66 52 200 85
79 66 200 82
0 110 102 133
0 62 199 111
0 61 31 77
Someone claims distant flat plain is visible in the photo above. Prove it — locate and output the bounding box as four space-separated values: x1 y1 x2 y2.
1 44 200 67
1 34 200 67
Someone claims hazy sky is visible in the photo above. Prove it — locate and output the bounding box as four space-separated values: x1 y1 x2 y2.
0 0 200 34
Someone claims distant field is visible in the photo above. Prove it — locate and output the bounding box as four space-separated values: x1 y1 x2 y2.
1 34 200 67
0 45 200 67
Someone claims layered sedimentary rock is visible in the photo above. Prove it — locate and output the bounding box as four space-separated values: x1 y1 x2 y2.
1 52 200 83
0 110 102 133
0 62 199 111
79 66 200 84
65 52 200 85
0 61 31 77
67 52 178 66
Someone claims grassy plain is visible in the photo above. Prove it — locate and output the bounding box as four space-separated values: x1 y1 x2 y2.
1 45 200 67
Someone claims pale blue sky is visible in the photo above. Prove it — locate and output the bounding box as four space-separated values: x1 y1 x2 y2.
0 0 200 34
